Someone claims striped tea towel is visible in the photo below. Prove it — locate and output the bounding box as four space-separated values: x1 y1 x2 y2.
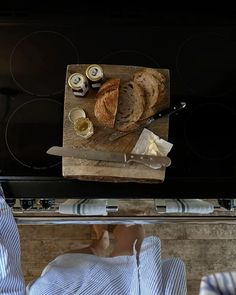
155 199 214 214
59 199 108 216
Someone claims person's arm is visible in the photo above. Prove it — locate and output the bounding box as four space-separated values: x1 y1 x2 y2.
0 185 26 295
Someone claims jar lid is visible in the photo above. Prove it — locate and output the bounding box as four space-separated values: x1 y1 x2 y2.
68 107 86 123
68 73 88 90
85 64 103 82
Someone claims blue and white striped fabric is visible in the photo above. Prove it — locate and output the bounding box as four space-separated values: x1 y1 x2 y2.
139 237 187 295
199 271 236 295
27 237 187 295
1 185 187 295
0 185 25 295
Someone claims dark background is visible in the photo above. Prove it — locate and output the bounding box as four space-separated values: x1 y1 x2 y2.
1 4 236 198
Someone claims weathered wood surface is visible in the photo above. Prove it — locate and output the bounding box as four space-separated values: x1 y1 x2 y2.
63 64 170 182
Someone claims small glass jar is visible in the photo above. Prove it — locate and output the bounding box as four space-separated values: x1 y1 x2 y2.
68 73 89 97
85 64 104 89
74 117 94 139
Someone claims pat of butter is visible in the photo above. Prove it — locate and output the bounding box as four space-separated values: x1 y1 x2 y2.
132 128 173 158
146 140 164 156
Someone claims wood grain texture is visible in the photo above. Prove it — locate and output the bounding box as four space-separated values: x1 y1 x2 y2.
63 64 170 182
18 224 92 284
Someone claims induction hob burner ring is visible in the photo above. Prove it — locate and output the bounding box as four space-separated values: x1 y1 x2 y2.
184 102 236 160
176 32 236 98
10 30 79 97
98 49 160 68
5 98 63 170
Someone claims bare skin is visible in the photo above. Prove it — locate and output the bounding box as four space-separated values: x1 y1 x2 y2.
65 225 109 256
65 224 145 258
110 225 145 257
90 225 110 256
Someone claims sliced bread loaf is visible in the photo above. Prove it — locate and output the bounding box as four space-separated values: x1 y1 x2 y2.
94 69 166 131
115 81 145 131
94 78 120 128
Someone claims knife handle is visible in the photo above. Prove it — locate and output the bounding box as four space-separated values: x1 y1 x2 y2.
152 101 186 120
109 102 186 142
125 154 171 169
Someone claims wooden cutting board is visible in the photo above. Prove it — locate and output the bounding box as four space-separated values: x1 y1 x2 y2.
63 64 170 182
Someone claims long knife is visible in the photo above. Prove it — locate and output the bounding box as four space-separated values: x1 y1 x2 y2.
109 102 186 141
46 146 171 169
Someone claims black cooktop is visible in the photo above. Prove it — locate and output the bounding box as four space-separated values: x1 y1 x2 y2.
1 8 236 198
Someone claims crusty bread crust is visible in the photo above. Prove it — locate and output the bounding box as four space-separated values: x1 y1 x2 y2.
94 78 120 128
94 95 113 128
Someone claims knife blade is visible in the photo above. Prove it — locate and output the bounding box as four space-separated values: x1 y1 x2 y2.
46 146 171 169
109 102 186 141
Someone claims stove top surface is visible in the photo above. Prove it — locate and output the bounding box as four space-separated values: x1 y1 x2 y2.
1 10 236 194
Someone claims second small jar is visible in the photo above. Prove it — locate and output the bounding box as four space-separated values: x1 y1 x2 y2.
85 64 104 89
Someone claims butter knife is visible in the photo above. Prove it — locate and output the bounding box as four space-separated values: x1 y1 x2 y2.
46 146 171 169
109 102 186 141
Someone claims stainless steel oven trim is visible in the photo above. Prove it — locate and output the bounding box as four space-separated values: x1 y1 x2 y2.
15 216 236 225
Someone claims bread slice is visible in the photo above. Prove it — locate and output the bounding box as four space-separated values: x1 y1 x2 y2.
134 69 166 120
115 81 145 131
144 68 166 107
134 70 160 108
144 68 166 84
94 79 120 128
